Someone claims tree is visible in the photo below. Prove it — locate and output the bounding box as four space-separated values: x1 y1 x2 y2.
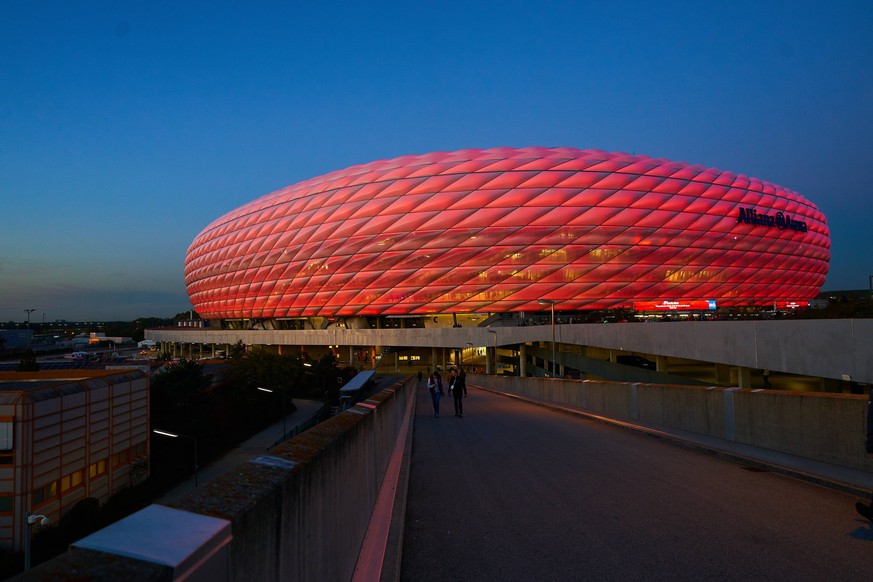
227 340 247 359
227 347 304 395
150 359 213 429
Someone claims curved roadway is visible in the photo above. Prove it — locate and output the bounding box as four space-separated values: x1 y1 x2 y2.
400 382 873 581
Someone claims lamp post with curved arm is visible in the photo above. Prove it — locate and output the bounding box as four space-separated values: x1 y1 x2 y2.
153 429 198 487
24 512 49 572
538 299 556 378
257 386 287 441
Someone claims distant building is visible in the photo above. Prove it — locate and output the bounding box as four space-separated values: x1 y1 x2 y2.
0 330 31 351
0 369 149 550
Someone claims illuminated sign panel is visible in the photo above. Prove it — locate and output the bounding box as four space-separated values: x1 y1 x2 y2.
774 301 809 309
633 300 717 311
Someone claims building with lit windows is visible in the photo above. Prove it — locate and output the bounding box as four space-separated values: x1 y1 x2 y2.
0 370 149 550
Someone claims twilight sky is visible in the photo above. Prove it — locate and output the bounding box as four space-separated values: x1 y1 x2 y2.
2 1 872 322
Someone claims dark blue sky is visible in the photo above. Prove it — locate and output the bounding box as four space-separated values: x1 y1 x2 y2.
2 1 871 321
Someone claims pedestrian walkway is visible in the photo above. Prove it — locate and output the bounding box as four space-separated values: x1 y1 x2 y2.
400 384 873 580
158 399 325 503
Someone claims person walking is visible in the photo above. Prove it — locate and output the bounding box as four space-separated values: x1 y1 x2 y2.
856 390 873 520
449 367 468 417
427 372 444 418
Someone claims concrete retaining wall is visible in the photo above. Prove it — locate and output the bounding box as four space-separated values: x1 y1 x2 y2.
24 377 415 581
474 376 873 472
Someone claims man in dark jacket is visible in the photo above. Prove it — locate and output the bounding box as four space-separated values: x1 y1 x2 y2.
855 392 873 520
449 368 468 417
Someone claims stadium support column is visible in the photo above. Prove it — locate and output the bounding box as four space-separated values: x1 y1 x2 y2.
655 355 668 373
432 347 437 373
737 367 752 388
519 344 527 377
715 364 730 385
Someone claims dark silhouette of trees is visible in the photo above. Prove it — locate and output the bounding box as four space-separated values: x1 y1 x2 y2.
16 348 39 371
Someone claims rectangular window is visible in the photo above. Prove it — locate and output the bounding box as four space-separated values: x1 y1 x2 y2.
71 470 83 488
112 450 130 467
33 481 58 506
88 458 107 479
61 476 71 492
0 495 11 513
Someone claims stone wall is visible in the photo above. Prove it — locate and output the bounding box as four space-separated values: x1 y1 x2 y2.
472 376 872 472
22 377 415 581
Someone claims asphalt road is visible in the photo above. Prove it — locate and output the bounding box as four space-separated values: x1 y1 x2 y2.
400 383 873 581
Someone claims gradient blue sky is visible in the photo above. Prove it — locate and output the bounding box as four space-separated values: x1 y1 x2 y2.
2 1 872 321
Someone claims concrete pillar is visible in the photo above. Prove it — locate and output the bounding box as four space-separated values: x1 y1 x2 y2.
655 355 668 373
608 349 617 363
432 347 437 373
715 364 731 385
485 347 493 375
349 345 353 367
737 366 752 388
395 352 399 372
519 344 527 377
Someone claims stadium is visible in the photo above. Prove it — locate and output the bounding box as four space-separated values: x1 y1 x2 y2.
184 146 830 327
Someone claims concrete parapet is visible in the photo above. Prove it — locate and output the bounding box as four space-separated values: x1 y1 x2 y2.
475 375 873 473
732 389 869 470
21 378 415 581
636 384 725 437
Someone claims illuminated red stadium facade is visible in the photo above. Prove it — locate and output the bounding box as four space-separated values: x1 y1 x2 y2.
185 147 830 321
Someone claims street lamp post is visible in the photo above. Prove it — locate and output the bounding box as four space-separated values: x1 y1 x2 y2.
486 328 497 374
24 512 49 572
24 309 35 348
538 299 556 378
153 429 199 487
257 386 287 440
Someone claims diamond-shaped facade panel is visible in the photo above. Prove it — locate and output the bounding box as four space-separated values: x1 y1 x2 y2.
185 147 830 320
